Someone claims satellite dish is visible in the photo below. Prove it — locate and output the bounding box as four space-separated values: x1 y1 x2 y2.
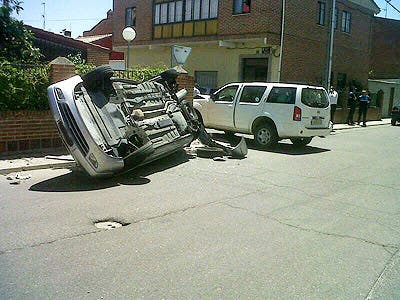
173 45 192 66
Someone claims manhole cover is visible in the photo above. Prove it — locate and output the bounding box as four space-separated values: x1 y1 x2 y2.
94 221 123 230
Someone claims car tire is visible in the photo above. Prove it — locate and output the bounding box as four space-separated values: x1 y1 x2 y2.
290 137 313 147
391 119 397 126
82 65 114 92
253 123 278 149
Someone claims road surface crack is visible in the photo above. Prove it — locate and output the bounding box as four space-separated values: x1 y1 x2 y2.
220 202 399 251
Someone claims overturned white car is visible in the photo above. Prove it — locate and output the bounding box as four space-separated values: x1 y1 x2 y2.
47 66 247 177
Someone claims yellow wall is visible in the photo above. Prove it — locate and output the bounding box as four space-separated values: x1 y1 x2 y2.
124 43 280 87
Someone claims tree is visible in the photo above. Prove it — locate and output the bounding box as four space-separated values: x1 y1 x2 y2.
0 0 41 63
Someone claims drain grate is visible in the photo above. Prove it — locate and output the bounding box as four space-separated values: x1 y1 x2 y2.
95 221 123 230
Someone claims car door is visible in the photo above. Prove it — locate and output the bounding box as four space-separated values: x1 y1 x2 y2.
263 86 297 136
234 84 268 133
207 84 240 130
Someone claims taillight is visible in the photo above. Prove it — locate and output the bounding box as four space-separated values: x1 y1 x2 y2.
293 106 302 121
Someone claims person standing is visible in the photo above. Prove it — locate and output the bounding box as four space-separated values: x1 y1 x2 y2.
357 90 371 127
328 86 338 125
347 87 357 125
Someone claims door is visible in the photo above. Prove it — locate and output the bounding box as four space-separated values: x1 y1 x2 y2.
235 85 268 132
242 58 268 82
207 84 239 130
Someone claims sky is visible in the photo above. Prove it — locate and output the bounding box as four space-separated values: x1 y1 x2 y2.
14 0 113 38
14 0 400 38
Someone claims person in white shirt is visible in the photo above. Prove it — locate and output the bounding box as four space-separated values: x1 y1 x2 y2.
328 86 338 124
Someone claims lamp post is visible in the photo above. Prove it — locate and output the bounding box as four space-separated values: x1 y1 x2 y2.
122 27 137 70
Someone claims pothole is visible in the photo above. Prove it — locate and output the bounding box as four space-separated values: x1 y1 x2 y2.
94 221 128 230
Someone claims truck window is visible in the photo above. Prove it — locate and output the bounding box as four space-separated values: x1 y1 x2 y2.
267 87 296 104
214 85 238 102
301 88 329 108
239 86 267 104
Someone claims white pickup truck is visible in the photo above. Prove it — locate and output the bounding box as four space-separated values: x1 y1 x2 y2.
193 82 331 148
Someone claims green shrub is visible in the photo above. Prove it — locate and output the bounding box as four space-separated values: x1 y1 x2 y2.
0 60 51 111
67 53 95 75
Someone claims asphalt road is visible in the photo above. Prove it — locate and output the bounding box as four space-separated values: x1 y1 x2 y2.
0 125 399 299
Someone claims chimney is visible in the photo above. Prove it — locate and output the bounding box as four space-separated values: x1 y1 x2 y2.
61 29 72 37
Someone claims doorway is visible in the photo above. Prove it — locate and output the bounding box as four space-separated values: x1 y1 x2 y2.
241 58 269 82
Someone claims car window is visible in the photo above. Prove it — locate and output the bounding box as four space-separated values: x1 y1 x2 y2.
267 87 296 104
301 88 329 108
239 86 267 104
214 85 239 102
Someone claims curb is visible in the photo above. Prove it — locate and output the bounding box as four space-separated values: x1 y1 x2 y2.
0 161 76 175
334 122 390 131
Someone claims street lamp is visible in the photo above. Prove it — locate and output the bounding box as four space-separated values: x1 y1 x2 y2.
122 27 136 70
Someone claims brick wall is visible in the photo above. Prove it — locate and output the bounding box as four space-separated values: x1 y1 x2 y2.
370 17 400 79
87 46 110 66
83 10 113 36
50 58 76 84
176 73 195 102
0 111 63 155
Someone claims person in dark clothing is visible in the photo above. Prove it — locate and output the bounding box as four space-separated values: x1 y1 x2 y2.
347 88 357 125
357 90 370 127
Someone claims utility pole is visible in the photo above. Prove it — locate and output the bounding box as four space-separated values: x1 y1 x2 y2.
278 0 286 83
41 1 46 29
326 0 336 89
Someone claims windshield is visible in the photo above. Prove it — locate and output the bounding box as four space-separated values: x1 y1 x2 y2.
301 88 329 108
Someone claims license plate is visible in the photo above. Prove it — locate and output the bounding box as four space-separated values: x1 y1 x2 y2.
311 117 322 125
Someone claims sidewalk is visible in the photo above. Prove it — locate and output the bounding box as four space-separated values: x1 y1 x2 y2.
0 118 392 175
333 118 391 130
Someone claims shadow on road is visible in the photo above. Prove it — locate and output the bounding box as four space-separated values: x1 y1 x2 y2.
29 150 190 192
210 133 330 156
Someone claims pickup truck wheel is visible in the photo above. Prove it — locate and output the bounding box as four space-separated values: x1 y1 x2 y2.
254 124 278 149
290 137 313 147
391 119 397 126
82 65 114 92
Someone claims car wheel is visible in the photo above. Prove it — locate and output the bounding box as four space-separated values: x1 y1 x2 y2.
82 65 114 92
290 137 313 147
391 119 397 126
254 123 278 149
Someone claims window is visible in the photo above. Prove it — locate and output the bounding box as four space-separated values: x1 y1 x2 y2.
267 87 296 104
334 8 338 29
154 5 160 24
194 0 201 20
239 86 267 104
195 71 218 92
160 3 168 24
301 88 329 108
318 2 325 25
154 0 218 24
341 11 351 33
185 0 193 20
168 2 176 22
215 85 239 102
176 1 183 22
234 0 251 14
125 7 136 27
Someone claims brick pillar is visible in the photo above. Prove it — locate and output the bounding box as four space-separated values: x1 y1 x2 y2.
175 66 195 102
49 57 76 84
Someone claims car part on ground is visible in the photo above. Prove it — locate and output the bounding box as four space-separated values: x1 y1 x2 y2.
47 66 247 177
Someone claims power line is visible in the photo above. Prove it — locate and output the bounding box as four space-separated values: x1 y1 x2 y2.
384 0 400 14
23 18 102 22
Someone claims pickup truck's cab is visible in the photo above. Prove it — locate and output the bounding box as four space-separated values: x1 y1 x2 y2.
193 82 331 148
